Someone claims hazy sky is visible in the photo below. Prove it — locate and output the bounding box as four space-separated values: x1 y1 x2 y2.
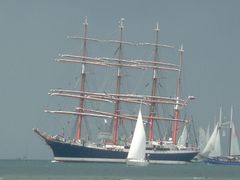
1 0 240 160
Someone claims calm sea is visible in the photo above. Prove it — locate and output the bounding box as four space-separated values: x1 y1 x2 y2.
0 160 239 180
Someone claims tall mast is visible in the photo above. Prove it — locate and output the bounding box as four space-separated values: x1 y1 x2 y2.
229 105 233 156
173 44 184 144
113 18 124 145
76 17 88 140
219 106 222 128
148 22 160 143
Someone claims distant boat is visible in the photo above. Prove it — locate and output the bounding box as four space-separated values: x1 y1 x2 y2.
202 107 240 165
126 108 149 166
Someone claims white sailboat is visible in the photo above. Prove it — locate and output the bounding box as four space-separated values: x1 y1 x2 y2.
126 108 149 166
202 106 240 165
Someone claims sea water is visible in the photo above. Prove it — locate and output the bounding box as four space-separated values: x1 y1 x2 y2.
0 160 239 180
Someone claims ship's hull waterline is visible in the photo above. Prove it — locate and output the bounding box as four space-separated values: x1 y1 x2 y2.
35 130 198 164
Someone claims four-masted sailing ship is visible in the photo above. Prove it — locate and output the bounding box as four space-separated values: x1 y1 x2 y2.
34 17 199 164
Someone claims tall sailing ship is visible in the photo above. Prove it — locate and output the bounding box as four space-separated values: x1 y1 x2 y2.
34 17 199 164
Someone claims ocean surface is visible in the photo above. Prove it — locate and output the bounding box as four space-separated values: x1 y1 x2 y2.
0 160 239 180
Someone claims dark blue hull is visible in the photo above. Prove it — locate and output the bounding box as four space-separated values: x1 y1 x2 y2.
45 139 198 163
204 157 240 166
33 129 198 163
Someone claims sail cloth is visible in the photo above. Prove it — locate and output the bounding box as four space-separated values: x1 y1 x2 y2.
201 123 221 157
230 122 240 155
127 109 146 161
177 125 187 146
209 127 221 157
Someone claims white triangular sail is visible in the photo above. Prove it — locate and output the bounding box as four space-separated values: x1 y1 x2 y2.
201 123 221 157
209 127 221 157
230 122 240 156
177 125 187 146
127 109 148 166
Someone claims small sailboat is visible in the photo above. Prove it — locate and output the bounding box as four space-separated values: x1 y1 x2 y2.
126 108 149 166
202 106 240 165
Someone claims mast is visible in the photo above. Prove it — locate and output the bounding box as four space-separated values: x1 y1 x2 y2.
48 19 191 145
173 44 184 145
113 18 124 145
148 22 160 143
229 105 233 156
76 17 88 140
